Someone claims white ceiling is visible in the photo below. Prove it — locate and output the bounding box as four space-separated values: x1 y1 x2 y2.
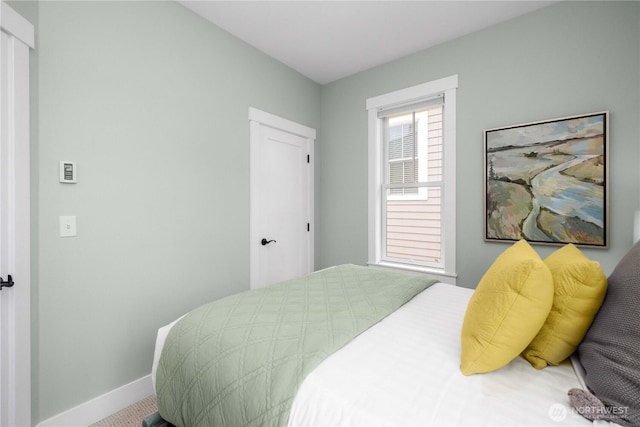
179 1 555 85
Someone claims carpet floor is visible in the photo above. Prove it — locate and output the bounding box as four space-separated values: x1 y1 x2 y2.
89 394 158 427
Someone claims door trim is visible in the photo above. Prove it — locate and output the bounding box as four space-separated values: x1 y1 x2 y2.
248 107 315 289
248 107 316 140
1 4 33 427
1 2 34 48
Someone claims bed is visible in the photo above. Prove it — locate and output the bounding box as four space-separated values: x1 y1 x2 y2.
151 241 640 427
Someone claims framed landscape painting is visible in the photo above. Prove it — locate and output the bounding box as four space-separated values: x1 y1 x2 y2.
484 111 608 247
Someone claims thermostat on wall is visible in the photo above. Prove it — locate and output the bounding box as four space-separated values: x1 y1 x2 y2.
59 161 77 183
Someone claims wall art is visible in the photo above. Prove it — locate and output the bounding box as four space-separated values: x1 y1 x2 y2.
484 111 608 247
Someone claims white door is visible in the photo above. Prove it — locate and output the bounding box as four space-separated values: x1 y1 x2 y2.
249 108 315 289
0 3 33 427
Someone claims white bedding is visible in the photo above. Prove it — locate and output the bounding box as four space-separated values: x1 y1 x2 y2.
153 282 610 426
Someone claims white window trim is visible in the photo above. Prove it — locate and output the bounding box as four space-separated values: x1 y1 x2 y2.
366 75 458 284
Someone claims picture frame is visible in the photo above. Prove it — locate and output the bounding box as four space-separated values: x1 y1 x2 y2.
484 111 608 247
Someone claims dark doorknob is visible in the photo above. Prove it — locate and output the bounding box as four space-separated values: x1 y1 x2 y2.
0 274 14 290
261 238 276 246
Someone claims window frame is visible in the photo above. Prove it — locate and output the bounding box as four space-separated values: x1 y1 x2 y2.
366 75 458 283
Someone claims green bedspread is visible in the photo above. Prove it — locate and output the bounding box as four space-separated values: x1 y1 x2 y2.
156 264 437 427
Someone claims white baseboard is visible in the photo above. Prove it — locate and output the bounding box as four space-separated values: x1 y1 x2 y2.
36 374 154 427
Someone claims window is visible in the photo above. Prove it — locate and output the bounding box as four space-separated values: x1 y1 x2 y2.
367 75 457 282
388 116 418 196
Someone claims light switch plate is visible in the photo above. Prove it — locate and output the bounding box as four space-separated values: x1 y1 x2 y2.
60 216 77 237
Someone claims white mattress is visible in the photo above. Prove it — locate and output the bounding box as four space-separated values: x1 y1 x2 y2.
153 282 610 426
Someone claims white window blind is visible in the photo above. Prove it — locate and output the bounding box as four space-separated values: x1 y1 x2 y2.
376 94 443 119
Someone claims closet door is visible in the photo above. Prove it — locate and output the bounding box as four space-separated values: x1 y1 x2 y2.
249 108 315 289
0 4 33 426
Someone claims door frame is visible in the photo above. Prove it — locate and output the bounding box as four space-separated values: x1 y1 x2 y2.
248 107 315 289
0 3 33 427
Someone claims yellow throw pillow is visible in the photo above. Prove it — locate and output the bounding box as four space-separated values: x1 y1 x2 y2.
523 244 607 369
460 240 553 375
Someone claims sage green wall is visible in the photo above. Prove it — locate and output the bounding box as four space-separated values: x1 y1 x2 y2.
318 1 640 286
7 0 640 423
30 1 320 422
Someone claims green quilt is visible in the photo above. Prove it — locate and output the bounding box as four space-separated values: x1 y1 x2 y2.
156 264 437 427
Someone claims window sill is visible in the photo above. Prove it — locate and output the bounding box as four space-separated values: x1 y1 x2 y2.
367 261 457 285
